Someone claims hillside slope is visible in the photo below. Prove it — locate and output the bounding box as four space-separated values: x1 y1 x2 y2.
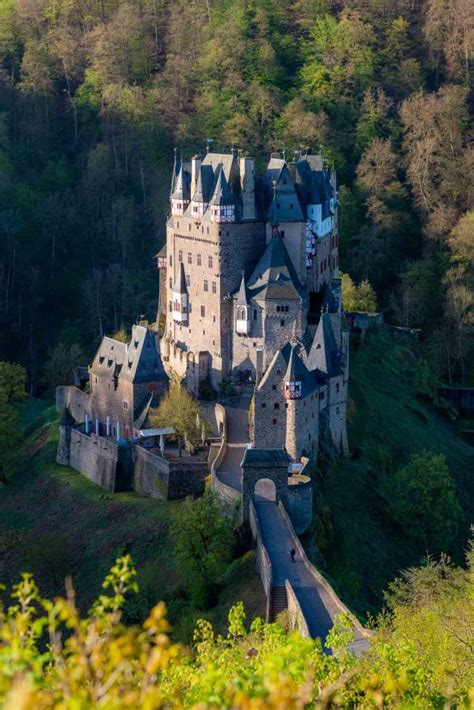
0 401 265 641
310 332 474 619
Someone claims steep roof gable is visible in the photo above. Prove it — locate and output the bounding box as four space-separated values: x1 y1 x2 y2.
307 312 341 376
247 233 306 301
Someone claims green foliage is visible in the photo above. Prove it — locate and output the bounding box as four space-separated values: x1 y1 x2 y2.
382 452 461 553
341 273 377 312
171 491 234 607
41 343 84 389
0 362 27 403
149 377 210 446
0 551 473 707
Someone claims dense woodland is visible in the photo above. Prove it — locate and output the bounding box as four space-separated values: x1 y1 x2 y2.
0 0 472 391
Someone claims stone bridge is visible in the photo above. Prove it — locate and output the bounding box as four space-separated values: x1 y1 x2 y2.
211 394 369 654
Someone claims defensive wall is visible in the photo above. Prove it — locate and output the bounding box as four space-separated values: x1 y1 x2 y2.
56 386 91 423
210 403 241 507
286 474 313 534
285 580 310 638
134 445 207 500
69 429 133 492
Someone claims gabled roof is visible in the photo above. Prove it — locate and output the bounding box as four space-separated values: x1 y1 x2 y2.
235 273 249 306
258 341 319 397
155 243 167 259
307 312 341 376
192 164 215 203
202 152 237 183
247 234 306 301
210 165 235 206
89 326 168 385
172 262 188 295
265 162 304 222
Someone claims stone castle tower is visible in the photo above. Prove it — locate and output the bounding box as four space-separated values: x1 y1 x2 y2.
158 149 348 459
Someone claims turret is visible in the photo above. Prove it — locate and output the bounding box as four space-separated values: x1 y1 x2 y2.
210 166 236 224
171 262 189 324
171 165 190 216
235 273 250 334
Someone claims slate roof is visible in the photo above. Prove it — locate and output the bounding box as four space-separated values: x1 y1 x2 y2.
265 161 304 222
201 152 237 183
241 448 289 467
258 341 319 398
209 165 235 206
193 164 215 203
89 325 168 385
235 273 249 306
172 262 188 295
306 312 341 376
247 234 306 301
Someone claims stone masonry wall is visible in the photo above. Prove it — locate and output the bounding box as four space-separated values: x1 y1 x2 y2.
69 430 122 492
56 386 91 423
242 458 289 522
134 446 207 500
286 475 313 534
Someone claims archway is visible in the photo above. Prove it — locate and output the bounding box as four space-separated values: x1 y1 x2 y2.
254 478 276 503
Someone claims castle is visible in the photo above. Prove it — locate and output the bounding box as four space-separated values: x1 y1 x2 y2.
56 148 348 498
158 150 348 458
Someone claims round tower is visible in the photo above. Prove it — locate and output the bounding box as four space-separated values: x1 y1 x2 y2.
56 406 75 466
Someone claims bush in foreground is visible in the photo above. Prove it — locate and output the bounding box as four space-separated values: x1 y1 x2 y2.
0 551 473 708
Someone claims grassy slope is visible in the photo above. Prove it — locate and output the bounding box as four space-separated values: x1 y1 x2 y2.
311 332 474 620
0 401 265 641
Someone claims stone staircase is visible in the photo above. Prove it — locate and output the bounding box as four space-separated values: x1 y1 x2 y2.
270 585 288 622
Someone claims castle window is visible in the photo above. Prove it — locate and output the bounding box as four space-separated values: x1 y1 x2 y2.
336 407 340 414
308 432 311 440
276 370 280 375
208 256 213 268
197 254 201 266
274 402 279 410
108 383 110 389
280 320 285 327
285 403 288 409
261 403 266 408
169 278 172 287
273 419 277 425
186 276 190 286
277 202 280 208
169 255 172 266
95 377 97 383
177 221 180 228
123 401 128 410
204 280 208 292
254 309 257 320
188 224 191 231
179 250 183 262
319 391 325 400
188 252 192 264
281 230 285 238
169 301 172 312
336 383 340 393
290 203 293 209
272 384 276 390
201 305 205 317
226 230 229 236
212 282 217 294
213 315 216 322
207 227 209 234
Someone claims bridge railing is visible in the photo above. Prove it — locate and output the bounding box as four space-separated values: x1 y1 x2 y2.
278 501 370 643
249 499 273 622
210 403 240 506
285 580 310 638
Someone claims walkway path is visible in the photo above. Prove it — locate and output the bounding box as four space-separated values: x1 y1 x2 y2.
216 393 251 492
215 392 368 652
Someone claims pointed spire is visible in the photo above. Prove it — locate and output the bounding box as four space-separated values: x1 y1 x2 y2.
236 272 248 306
170 147 179 197
171 163 189 201
173 262 188 295
210 165 235 206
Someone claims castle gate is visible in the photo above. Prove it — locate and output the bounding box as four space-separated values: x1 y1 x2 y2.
241 448 289 522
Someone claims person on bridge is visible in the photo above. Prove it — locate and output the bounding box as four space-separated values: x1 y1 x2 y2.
290 548 296 563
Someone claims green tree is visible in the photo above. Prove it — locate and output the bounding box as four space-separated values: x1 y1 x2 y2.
149 378 209 448
0 362 27 403
384 452 461 553
41 343 84 389
171 491 234 607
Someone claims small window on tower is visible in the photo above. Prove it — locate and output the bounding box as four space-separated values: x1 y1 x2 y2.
186 276 190 286
208 256 213 268
204 280 208 292
261 403 266 408
254 309 257 320
179 250 183 262
280 320 285 327
212 282 217 294
197 254 201 266
169 278 172 288
169 255 173 266
274 402 279 410
272 418 277 425
201 305 205 317
272 384 277 391
188 252 192 264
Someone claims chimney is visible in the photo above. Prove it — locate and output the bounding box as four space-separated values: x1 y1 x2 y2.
191 155 201 196
240 157 256 220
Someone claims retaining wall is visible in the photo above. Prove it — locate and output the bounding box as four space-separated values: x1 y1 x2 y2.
210 403 241 507
287 475 313 534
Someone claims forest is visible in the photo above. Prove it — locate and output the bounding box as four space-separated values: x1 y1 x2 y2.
0 0 472 391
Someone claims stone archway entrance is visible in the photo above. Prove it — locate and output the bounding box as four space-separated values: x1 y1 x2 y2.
254 477 277 502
